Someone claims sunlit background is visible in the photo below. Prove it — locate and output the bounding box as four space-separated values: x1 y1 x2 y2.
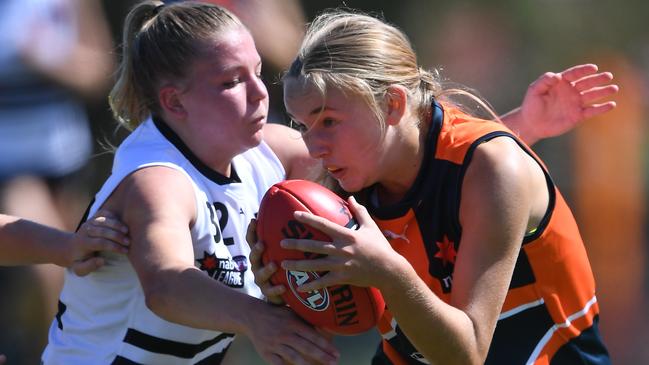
1 1 647 364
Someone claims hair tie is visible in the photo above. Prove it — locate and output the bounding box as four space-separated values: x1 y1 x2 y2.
289 57 304 76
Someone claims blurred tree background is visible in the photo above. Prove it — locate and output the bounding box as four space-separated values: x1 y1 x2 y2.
1 0 646 364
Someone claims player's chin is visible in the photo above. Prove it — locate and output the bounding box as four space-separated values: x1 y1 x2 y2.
337 178 365 194
245 128 264 148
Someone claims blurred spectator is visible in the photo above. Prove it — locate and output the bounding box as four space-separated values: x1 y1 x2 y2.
0 0 114 362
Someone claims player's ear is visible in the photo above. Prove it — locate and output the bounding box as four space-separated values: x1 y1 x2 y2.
159 85 187 120
384 85 407 126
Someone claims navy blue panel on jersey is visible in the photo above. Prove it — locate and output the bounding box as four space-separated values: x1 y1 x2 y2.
551 316 611 365
509 249 536 289
485 302 554 365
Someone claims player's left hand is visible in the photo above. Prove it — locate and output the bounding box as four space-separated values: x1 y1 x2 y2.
517 63 619 144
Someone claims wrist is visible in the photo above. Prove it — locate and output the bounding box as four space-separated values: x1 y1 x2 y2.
502 107 540 145
55 232 76 268
374 253 416 295
235 297 272 336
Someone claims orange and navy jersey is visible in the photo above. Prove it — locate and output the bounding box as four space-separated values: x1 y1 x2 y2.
361 101 610 365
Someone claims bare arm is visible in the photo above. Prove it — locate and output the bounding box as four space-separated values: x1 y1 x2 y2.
118 166 252 332
0 211 129 275
501 64 618 145
111 166 338 364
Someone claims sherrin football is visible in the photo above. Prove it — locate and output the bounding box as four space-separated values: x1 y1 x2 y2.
257 179 385 335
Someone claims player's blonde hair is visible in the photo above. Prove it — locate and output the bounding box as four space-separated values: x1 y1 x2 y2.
284 9 499 132
109 1 242 130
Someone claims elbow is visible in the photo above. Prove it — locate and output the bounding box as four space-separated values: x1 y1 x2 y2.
447 352 484 365
143 280 172 316
467 353 487 365
422 349 482 365
464 319 492 365
437 315 490 365
419 333 486 365
443 350 484 365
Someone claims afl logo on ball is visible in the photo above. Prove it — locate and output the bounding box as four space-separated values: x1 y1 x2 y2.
287 270 330 311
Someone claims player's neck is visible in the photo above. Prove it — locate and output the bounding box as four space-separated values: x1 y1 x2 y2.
376 124 426 205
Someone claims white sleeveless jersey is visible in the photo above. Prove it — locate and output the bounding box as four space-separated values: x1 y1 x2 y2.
42 118 285 365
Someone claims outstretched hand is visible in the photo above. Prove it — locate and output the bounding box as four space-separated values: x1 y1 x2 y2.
512 64 619 145
68 209 130 276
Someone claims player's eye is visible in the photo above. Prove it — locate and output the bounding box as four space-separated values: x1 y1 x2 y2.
223 78 241 88
322 118 336 128
290 119 308 134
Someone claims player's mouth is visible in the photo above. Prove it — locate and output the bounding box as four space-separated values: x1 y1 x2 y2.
326 165 345 179
251 115 266 125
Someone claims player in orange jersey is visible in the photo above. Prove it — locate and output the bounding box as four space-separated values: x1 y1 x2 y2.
253 9 615 365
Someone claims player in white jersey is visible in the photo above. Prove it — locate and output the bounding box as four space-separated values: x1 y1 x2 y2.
44 115 302 364
42 2 337 365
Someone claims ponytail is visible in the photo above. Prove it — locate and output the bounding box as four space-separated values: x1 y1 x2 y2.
109 1 163 130
109 1 242 130
416 67 443 122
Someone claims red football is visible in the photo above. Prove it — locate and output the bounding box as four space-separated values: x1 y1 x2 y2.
257 179 385 335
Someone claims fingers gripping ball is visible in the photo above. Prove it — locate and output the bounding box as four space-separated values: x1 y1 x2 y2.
257 179 385 335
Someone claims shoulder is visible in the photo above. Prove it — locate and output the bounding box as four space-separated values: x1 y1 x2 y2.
436 106 513 164
108 166 197 227
262 122 320 180
469 137 529 181
122 166 194 199
462 136 543 221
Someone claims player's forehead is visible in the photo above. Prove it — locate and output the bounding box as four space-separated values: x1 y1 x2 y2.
195 26 261 73
283 78 324 116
